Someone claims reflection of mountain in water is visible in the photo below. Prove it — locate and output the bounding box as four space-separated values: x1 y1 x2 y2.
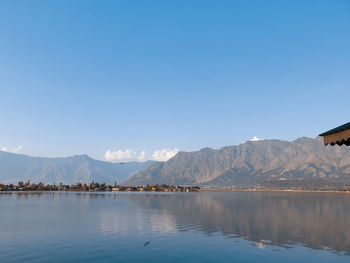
130 192 350 254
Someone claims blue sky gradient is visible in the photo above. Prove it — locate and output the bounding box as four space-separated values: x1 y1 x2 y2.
1 0 349 161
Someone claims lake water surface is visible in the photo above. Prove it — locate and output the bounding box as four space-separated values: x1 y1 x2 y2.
1 191 350 262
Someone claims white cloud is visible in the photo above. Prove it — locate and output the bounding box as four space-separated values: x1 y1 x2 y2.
250 136 263 142
1 145 23 153
152 148 179 162
241 136 265 144
12 145 23 153
105 149 136 162
104 148 179 162
138 151 146 162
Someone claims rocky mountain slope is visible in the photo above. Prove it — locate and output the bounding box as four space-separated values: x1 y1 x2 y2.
125 137 350 186
0 151 155 184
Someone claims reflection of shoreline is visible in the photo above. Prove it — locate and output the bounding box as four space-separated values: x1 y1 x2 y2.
0 188 350 195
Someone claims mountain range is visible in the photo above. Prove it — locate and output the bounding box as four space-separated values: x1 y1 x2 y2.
0 151 155 184
125 137 350 186
2 137 350 187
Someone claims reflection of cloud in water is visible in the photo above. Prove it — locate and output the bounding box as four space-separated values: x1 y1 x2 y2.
149 212 177 233
257 242 265 249
100 209 177 235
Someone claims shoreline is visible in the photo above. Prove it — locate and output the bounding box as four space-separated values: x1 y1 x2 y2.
0 189 350 194
200 189 350 194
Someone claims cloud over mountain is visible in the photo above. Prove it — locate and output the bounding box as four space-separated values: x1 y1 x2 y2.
152 148 179 161
1 145 23 153
105 149 137 162
105 148 179 162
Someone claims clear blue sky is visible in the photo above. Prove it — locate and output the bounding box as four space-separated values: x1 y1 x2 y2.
1 0 349 161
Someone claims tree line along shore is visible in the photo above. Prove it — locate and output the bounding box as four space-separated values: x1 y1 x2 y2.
0 181 200 192
2 179 350 193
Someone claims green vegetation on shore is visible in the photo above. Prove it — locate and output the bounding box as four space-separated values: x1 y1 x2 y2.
0 181 200 192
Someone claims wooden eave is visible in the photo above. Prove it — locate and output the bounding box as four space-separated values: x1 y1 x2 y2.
319 122 350 146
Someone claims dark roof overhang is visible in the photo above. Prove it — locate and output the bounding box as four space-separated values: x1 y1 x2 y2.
319 122 350 146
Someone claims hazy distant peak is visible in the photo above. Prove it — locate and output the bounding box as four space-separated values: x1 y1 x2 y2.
199 147 215 152
0 152 157 184
292 137 315 143
71 154 92 160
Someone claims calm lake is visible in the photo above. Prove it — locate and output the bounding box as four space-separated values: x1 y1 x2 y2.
1 191 350 262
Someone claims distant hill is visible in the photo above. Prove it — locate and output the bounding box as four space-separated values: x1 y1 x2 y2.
125 137 350 186
0 151 156 184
